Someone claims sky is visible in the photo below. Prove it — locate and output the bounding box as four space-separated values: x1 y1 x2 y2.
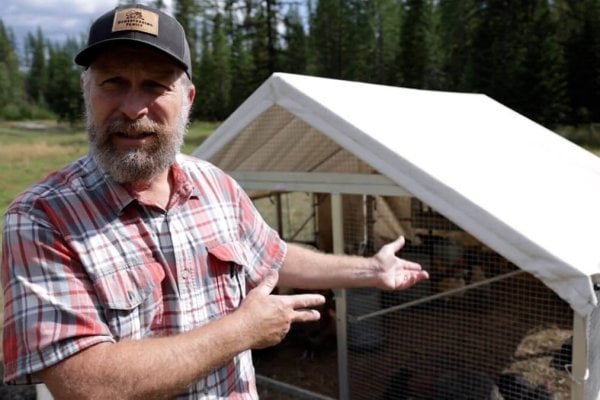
2 0 174 54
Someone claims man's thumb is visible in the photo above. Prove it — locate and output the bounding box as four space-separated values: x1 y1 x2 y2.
390 235 406 253
257 269 279 295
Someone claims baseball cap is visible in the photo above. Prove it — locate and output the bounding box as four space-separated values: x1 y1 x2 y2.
75 4 192 78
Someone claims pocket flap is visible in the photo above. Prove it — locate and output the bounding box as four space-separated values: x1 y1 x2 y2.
206 241 250 267
93 263 165 310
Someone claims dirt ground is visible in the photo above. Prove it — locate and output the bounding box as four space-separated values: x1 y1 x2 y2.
254 336 339 399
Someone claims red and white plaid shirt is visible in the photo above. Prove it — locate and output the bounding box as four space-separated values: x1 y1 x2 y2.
2 153 286 398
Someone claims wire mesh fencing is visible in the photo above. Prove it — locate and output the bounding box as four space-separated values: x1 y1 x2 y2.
252 192 575 400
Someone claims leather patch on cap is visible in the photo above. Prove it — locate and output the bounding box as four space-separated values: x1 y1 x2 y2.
112 8 159 36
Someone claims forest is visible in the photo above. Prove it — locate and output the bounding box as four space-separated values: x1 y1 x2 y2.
0 0 599 130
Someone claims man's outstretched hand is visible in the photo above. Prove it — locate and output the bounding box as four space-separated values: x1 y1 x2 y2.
373 236 429 290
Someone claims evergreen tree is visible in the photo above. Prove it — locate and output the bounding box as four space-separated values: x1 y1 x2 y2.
227 1 256 110
309 0 352 78
1 0 596 127
371 0 402 85
211 13 232 119
196 19 216 119
342 0 375 81
205 13 232 119
265 0 278 74
25 27 47 105
437 0 479 90
469 1 529 107
44 38 84 123
246 0 273 84
174 0 201 66
0 20 25 119
516 1 567 127
396 0 433 88
562 0 600 123
279 5 308 74
468 0 570 127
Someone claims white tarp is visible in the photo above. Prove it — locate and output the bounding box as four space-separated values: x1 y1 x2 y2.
193 72 600 317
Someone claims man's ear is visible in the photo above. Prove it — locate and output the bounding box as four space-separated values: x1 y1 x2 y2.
187 84 196 105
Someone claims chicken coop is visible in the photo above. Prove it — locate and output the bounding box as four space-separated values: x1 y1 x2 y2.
193 73 600 400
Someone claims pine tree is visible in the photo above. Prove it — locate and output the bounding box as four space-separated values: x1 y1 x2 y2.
227 1 255 110
371 0 402 85
396 0 432 88
516 1 567 127
211 13 232 119
25 27 47 105
0 20 25 119
469 1 529 106
174 0 201 68
562 0 600 123
437 0 479 91
44 38 84 123
309 0 352 78
196 19 216 119
247 0 273 84
280 5 308 74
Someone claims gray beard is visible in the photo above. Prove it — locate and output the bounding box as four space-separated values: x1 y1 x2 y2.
85 108 188 183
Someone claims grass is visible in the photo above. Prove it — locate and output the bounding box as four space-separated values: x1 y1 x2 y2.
0 120 219 236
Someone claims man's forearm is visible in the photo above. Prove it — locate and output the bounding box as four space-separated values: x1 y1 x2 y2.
279 243 378 289
279 239 428 291
37 311 250 399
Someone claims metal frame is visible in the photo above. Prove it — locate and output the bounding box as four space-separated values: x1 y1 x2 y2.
331 194 349 400
230 171 411 197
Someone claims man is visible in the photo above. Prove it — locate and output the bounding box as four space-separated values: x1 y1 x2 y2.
1 4 428 399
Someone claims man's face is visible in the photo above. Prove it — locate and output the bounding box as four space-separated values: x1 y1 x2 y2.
83 45 195 183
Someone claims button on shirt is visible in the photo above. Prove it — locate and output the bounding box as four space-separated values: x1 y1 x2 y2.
1 153 287 398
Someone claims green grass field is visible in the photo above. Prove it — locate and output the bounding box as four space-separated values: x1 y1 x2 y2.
0 120 219 221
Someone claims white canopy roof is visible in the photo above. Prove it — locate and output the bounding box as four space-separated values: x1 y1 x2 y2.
193 72 600 316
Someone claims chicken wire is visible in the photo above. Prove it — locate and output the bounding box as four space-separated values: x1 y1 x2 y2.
251 192 576 400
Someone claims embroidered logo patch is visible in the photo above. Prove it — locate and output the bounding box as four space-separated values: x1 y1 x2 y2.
112 8 159 36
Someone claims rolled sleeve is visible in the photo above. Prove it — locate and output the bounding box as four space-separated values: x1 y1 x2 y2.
234 181 287 289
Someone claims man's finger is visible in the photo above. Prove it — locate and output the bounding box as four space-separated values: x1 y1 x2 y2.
274 293 326 323
292 309 322 323
398 260 424 271
284 293 326 310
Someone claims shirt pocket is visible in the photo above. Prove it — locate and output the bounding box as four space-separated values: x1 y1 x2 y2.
206 241 250 315
93 262 166 339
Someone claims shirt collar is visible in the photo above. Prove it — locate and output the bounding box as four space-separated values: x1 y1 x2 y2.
81 154 200 215
166 158 198 209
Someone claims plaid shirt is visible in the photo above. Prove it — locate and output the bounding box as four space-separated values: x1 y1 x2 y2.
2 153 286 399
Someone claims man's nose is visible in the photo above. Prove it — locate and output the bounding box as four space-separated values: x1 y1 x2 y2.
119 88 150 120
